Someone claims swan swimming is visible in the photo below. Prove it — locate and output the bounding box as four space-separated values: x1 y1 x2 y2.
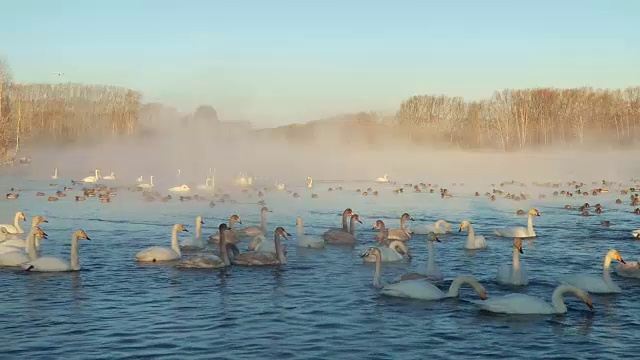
362 240 412 263
323 214 362 245
236 206 270 238
24 229 91 272
233 227 290 266
372 220 389 245
0 211 27 234
83 169 100 183
103 172 116 180
478 284 593 315
52 167 58 180
387 213 414 241
322 208 354 241
0 227 47 267
0 216 49 250
210 215 242 245
180 216 205 249
375 174 389 183
493 209 540 238
296 216 325 248
395 232 444 282
135 224 188 262
559 249 625 294
175 223 235 269
137 176 154 189
615 257 640 278
410 219 452 235
168 184 190 192
496 237 528 286
458 220 487 250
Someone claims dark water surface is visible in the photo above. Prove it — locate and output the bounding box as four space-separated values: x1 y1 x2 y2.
1 175 640 359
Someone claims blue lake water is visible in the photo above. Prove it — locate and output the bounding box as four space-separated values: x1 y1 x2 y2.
1 174 639 359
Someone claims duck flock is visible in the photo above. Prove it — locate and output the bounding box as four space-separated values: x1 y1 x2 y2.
2 170 640 316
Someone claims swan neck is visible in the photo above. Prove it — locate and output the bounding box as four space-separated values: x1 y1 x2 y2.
171 227 181 256
512 246 521 270
274 233 285 263
341 212 349 231
260 211 267 229
427 240 436 269
551 286 570 313
603 255 614 284
195 220 202 246
527 214 535 235
297 222 303 235
349 218 357 234
400 217 406 229
14 214 24 233
373 253 382 288
70 234 80 270
447 276 480 297
26 227 38 261
220 231 230 266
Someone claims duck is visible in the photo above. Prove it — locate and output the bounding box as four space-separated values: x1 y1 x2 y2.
232 227 290 266
496 238 528 286
323 214 362 245
24 230 91 272
135 224 188 262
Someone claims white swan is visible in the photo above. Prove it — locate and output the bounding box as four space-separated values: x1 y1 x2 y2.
168 184 190 192
559 249 625 294
375 174 389 183
632 230 640 239
136 175 144 183
137 176 154 189
615 257 640 278
410 219 452 235
175 223 233 269
362 240 412 263
496 238 528 286
0 227 47 266
135 224 188 262
197 177 214 191
181 216 204 249
296 216 324 248
0 211 26 234
247 234 276 253
52 167 58 180
236 206 270 238
458 220 487 250
478 284 593 315
23 229 91 272
103 172 116 180
493 209 540 238
307 176 313 188
392 232 444 282
83 169 100 183
363 247 487 300
0 216 49 249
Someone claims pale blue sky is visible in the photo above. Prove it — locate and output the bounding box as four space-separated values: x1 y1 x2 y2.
0 0 638 127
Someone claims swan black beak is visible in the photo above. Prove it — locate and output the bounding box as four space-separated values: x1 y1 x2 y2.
371 227 377 231
518 247 523 254
619 258 626 264
586 301 594 312
458 228 462 233
42 219 49 223
183 229 189 232
238 221 243 225
436 237 441 243
201 221 205 224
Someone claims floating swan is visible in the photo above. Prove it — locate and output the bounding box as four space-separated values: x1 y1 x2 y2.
493 209 540 238
103 172 116 180
197 177 214 191
24 229 91 272
496 237 528 286
175 223 233 269
296 216 324 248
0 227 47 267
364 247 487 300
362 240 412 263
307 176 313 188
372 220 389 245
180 216 204 249
83 169 100 183
0 216 48 249
0 211 26 234
615 257 640 278
210 215 242 245
478 284 593 315
247 234 276 253
322 208 354 240
168 184 190 192
135 224 188 262
323 214 362 245
458 220 487 250
410 219 452 235
52 167 58 180
233 227 290 266
136 175 144 183
395 232 444 282
375 174 389 183
236 206 270 237
387 213 414 241
137 176 154 189
632 230 640 239
559 249 625 294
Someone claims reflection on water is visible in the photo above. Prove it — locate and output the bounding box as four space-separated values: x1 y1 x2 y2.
0 175 639 358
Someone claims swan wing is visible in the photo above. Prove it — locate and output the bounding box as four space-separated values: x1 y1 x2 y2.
408 224 430 235
479 294 555 314
175 254 224 269
233 252 279 265
298 235 325 248
237 226 264 237
0 225 19 234
0 238 26 248
135 247 180 262
615 262 640 278
0 245 25 254
493 227 528 238
559 274 619 293
381 279 446 300
24 256 70 272
0 251 30 266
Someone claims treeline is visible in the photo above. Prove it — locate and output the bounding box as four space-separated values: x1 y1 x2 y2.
396 87 640 149
0 61 141 160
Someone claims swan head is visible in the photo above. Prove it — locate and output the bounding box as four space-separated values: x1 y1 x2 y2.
361 247 382 259
513 238 524 254
17 211 26 221
197 216 204 225
32 215 48 225
351 214 363 224
230 215 242 225
275 227 291 240
74 229 91 241
261 206 272 213
174 224 189 233
343 208 354 217
459 220 471 232
606 249 625 264
296 216 303 226
372 219 385 230
528 209 541 216
427 232 441 242
219 223 229 232
401 213 414 221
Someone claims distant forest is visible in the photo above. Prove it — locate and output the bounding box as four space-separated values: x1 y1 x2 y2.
1 57 639 163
